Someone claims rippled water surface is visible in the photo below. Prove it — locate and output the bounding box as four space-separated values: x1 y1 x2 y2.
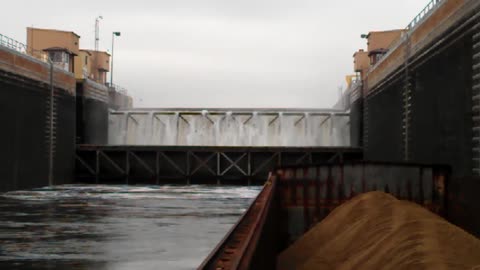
0 185 261 270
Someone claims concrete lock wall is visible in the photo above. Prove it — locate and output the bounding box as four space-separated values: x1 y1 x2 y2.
351 0 480 179
76 79 110 144
108 109 351 147
0 46 76 192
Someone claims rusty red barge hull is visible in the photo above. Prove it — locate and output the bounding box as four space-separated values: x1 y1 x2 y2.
197 161 478 270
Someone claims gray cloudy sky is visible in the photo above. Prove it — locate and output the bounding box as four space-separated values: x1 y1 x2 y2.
3 0 427 108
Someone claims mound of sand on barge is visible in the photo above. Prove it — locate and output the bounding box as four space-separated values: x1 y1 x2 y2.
277 191 480 270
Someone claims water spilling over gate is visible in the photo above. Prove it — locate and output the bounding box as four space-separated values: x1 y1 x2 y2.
108 108 350 147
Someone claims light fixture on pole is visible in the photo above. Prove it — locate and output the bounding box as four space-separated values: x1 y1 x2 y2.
110 31 121 86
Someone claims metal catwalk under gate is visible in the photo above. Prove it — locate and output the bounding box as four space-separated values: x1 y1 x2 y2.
75 145 362 185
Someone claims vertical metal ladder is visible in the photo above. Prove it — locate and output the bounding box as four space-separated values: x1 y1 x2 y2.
472 20 480 175
402 34 413 162
46 63 57 185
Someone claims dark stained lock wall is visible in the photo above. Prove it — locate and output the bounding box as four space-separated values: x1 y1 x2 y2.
0 71 75 192
55 90 76 185
76 82 109 145
349 98 363 148
410 34 473 177
364 29 475 177
364 78 405 163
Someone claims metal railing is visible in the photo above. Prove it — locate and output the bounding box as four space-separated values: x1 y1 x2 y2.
369 0 445 72
0 33 49 62
106 82 128 95
407 0 444 30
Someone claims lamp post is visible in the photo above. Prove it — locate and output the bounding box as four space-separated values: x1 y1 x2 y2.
110 31 121 86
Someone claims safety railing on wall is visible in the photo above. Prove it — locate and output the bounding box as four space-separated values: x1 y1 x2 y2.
0 33 49 62
106 82 128 95
407 0 444 30
369 0 445 72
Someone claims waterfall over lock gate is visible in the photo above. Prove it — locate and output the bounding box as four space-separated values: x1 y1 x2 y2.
108 109 351 147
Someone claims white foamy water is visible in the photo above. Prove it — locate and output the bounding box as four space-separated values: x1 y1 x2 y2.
108 110 350 146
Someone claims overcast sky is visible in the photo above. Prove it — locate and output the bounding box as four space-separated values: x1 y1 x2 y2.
2 0 427 108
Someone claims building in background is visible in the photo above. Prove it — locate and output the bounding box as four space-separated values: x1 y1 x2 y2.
365 30 406 66
26 27 133 145
353 49 369 79
27 26 133 109
0 25 135 191
337 29 406 147
78 49 110 84
27 27 80 72
74 50 92 79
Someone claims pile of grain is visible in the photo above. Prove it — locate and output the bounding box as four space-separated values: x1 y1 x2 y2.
277 191 480 270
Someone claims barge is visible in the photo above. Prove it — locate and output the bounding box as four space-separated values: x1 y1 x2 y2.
198 161 479 269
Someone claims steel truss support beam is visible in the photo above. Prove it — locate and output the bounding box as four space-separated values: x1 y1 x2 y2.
75 146 362 185
252 152 280 176
99 151 125 175
294 152 312 165
158 151 186 175
189 152 217 176
220 153 248 176
129 151 155 175
75 155 96 176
